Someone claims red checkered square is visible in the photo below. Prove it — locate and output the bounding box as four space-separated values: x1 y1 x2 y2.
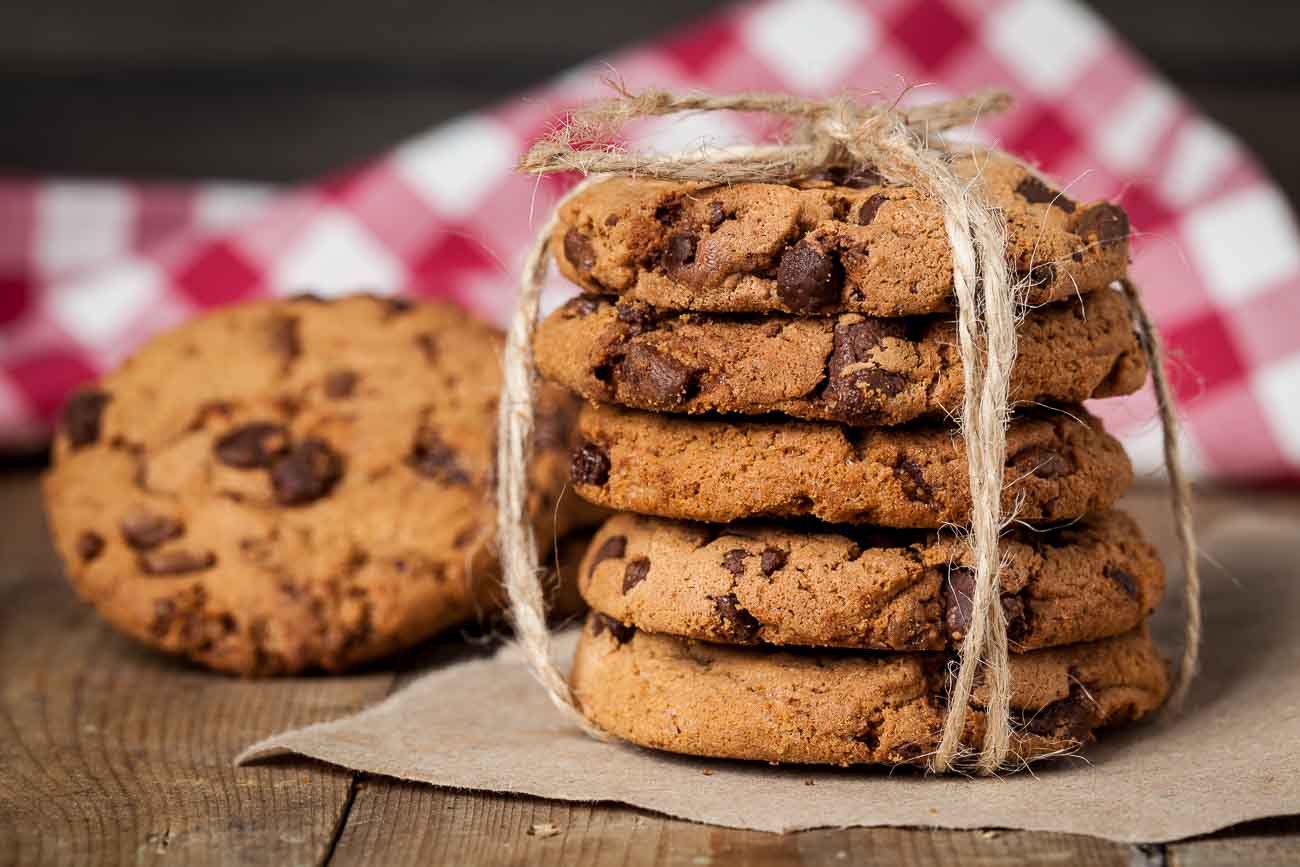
1164 311 1249 401
172 241 263 308
890 0 972 71
6 348 98 423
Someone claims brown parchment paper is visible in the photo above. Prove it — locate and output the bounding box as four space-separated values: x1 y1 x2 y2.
237 514 1300 841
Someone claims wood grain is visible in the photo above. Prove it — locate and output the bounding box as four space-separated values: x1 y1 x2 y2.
0 473 393 866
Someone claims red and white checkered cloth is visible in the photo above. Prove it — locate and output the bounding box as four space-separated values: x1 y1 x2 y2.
2 0 1298 483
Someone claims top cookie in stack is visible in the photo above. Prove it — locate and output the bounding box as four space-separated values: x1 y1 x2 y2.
535 155 1170 767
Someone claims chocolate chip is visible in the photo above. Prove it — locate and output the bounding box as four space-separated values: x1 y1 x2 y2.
1002 593 1030 643
587 534 627 580
324 369 358 399
1022 691 1095 741
811 165 883 189
452 524 480 550
618 344 696 410
571 442 610 486
415 333 438 364
76 531 105 562
760 547 788 577
270 438 343 505
707 201 726 229
1010 446 1073 480
561 295 602 318
944 567 976 638
823 317 910 419
384 297 414 316
61 389 111 448
591 612 635 644
663 232 697 277
1104 564 1140 598
140 549 216 575
150 597 176 637
120 510 184 550
714 593 760 641
857 194 887 226
721 548 749 577
776 240 842 312
622 557 650 593
406 427 470 485
213 422 290 469
895 457 933 503
563 227 596 271
1019 262 1057 289
1015 177 1076 212
604 214 619 227
268 315 301 362
1072 203 1129 245
614 300 658 335
654 202 683 225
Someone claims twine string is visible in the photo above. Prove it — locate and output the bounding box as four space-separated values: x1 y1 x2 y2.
498 85 1198 772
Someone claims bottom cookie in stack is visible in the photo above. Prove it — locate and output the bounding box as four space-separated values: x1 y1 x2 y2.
568 512 1170 767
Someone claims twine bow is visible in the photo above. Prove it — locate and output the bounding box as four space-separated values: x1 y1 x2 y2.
498 84 1199 774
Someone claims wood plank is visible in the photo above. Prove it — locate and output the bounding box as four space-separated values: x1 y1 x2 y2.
328 783 1137 867
0 471 395 866
1170 817 1300 867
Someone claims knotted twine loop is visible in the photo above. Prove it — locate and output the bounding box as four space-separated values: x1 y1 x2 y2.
497 84 1199 773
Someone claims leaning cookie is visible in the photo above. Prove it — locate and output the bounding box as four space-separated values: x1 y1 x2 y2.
580 511 1163 652
570 614 1169 767
536 288 1146 425
44 294 598 675
553 149 1128 316
570 403 1131 528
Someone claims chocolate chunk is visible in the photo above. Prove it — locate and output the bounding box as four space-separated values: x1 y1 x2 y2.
587 534 627 580
270 438 344 505
1015 177 1076 212
721 548 749 577
591 612 635 644
776 240 842 312
571 442 610 486
714 593 760 641
614 300 658 335
384 297 413 316
140 549 217 576
823 316 911 419
663 232 697 277
563 227 596 271
1104 564 1140 598
857 193 887 226
406 427 470 485
895 457 933 503
120 510 184 550
1010 446 1073 480
760 547 788 577
1072 203 1129 245
622 557 650 593
415 333 439 364
944 567 976 637
268 315 301 362
1002 593 1030 643
618 344 696 410
150 597 176 637
707 201 726 229
61 389 111 448
561 295 602 318
76 531 105 562
1022 691 1095 741
654 202 683 225
213 422 290 469
324 369 358 399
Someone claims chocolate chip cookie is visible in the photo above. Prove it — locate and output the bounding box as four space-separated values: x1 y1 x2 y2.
536 287 1146 425
553 150 1128 316
580 510 1162 652
44 294 598 675
570 403 1130 528
570 614 1168 766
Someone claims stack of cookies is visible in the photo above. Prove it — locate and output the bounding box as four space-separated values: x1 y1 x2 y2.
535 150 1171 766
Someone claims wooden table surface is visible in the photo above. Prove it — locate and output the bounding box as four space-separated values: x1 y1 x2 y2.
2 467 1298 866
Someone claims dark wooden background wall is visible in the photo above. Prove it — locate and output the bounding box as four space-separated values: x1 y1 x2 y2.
2 0 1298 205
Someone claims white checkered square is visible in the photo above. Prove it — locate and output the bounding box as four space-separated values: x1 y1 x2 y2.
1182 186 1300 304
1093 80 1176 173
743 0 878 91
393 117 518 219
270 209 403 296
1254 353 1300 463
985 0 1107 96
47 257 163 346
35 182 133 276
1160 118 1237 206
